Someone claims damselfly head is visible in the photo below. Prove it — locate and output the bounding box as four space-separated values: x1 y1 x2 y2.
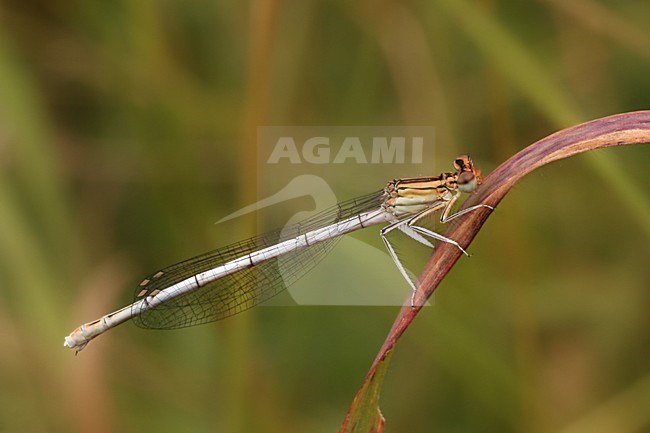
454 155 483 193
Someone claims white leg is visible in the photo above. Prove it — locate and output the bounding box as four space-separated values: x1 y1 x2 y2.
408 225 470 256
381 200 493 307
406 197 471 255
381 221 418 292
407 200 494 256
439 203 494 223
408 191 493 226
381 220 422 307
406 196 493 255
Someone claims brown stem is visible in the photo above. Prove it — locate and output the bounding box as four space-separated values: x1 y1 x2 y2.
340 110 650 431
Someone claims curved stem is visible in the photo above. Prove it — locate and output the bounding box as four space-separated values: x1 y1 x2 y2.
340 110 650 432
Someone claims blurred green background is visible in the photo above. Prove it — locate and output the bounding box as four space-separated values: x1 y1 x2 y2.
0 0 648 432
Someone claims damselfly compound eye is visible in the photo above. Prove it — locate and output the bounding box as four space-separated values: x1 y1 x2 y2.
457 171 478 193
453 155 472 172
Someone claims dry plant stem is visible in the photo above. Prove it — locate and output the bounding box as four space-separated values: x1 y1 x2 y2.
378 110 649 363
341 110 650 430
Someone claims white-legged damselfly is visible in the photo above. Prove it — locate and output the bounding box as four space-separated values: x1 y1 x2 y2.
64 155 492 352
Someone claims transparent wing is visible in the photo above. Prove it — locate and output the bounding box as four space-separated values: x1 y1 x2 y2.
132 189 386 329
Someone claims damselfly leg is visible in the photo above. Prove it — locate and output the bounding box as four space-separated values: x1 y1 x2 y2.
381 194 493 307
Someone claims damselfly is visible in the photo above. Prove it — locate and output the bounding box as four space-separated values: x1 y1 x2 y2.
64 155 493 352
